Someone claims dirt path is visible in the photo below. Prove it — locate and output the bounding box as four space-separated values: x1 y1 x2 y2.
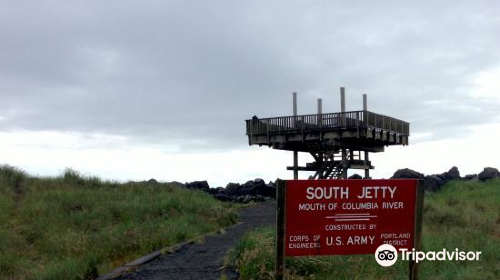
114 202 276 280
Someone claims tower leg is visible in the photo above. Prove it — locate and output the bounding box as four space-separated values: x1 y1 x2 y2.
341 148 348 179
293 151 298 180
317 152 324 179
364 151 370 179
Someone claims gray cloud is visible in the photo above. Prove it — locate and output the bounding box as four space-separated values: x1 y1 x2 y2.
1 0 499 149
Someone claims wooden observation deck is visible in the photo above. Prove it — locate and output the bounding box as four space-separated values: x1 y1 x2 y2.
245 89 410 179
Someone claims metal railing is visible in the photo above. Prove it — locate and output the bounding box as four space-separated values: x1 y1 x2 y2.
246 110 409 136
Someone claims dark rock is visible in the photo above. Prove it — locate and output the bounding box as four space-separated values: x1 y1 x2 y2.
478 167 500 181
463 174 477 180
440 166 461 181
424 175 444 192
448 166 461 179
239 180 256 195
254 195 266 202
391 168 425 179
436 174 447 181
236 195 254 204
262 184 276 198
215 187 226 195
225 183 240 196
214 193 233 202
254 178 265 185
348 174 363 179
168 181 186 188
186 180 210 191
207 188 219 195
147 178 158 184
253 178 267 195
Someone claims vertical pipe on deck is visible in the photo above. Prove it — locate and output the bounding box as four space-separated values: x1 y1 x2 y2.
317 98 323 127
340 87 347 178
363 93 370 179
293 92 298 116
340 87 347 128
363 94 367 111
340 87 346 112
293 92 298 180
317 98 323 178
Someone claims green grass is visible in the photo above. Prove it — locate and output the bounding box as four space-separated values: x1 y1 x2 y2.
0 165 237 280
228 179 500 280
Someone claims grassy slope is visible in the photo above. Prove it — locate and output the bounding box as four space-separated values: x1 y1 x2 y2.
0 166 236 280
228 179 500 280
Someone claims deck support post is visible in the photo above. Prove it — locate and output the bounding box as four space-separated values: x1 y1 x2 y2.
341 148 348 179
318 153 324 179
364 152 370 179
293 151 298 180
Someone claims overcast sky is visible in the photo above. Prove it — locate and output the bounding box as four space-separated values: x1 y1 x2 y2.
1 1 499 186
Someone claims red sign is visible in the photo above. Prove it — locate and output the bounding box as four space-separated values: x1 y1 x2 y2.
285 179 418 256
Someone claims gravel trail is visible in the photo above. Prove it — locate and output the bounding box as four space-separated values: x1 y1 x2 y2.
115 202 276 280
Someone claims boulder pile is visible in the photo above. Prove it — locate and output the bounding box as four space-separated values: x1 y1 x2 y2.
180 179 276 203
164 166 499 203
478 167 500 181
391 166 500 192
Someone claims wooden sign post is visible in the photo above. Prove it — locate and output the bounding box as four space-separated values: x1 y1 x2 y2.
276 180 286 280
409 182 424 280
275 179 424 279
